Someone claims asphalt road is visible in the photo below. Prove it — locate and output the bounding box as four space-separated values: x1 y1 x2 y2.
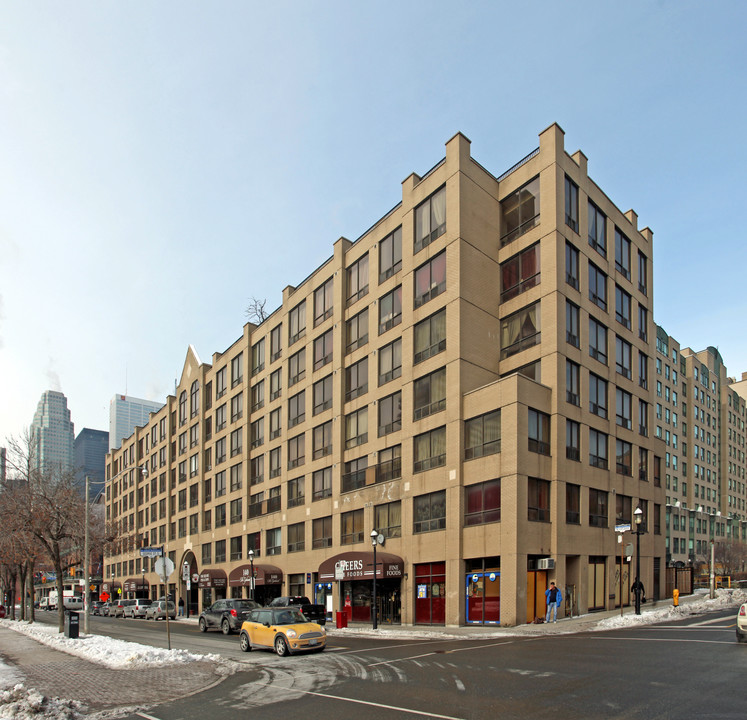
35 608 747 719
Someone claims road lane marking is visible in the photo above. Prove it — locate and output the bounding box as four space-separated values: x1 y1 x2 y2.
590 636 734 645
287 688 466 719
367 640 516 667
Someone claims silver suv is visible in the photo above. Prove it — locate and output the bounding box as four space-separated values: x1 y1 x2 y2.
111 599 134 618
124 599 151 619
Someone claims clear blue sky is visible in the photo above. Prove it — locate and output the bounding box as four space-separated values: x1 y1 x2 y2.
1 1 745 441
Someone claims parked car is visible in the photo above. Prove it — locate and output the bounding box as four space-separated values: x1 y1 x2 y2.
145 600 176 620
111 599 134 618
0 605 6 619
199 599 260 635
101 600 117 616
737 602 747 643
267 596 327 625
124 599 151 619
91 601 105 615
239 607 326 656
62 596 84 611
39 597 50 611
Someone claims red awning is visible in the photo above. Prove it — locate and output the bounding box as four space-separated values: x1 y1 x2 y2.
228 564 283 587
198 569 228 589
318 551 404 582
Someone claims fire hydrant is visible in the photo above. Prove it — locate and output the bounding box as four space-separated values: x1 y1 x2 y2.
673 588 679 607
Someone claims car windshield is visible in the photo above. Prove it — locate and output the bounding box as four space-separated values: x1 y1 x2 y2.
275 609 306 625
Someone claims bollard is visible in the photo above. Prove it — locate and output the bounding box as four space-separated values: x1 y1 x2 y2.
673 588 679 607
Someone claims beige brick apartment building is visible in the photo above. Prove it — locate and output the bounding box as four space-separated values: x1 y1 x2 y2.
104 124 667 627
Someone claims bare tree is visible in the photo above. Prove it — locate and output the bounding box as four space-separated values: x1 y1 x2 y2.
714 539 747 578
245 296 268 324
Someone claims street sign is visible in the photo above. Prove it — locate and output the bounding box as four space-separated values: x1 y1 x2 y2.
154 556 175 582
615 524 631 533
140 547 164 558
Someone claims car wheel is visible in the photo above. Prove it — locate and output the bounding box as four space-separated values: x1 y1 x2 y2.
221 618 231 635
239 631 251 652
199 618 207 633
274 635 289 657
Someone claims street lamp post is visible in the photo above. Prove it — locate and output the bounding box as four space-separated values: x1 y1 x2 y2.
370 530 378 630
248 549 255 602
142 565 146 599
633 506 643 615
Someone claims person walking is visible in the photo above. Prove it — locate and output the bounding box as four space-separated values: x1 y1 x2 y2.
178 597 184 616
545 582 562 623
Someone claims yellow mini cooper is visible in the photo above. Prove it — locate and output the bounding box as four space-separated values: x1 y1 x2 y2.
239 607 327 656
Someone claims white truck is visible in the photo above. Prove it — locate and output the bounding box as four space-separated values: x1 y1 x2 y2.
48 590 84 611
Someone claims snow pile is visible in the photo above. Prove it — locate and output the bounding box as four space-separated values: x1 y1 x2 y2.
596 588 747 630
0 619 226 669
0 684 82 720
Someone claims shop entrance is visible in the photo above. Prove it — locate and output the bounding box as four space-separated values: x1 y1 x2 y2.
466 571 500 624
314 583 334 623
340 579 401 624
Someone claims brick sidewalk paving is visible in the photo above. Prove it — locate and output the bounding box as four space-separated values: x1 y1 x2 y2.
0 627 230 714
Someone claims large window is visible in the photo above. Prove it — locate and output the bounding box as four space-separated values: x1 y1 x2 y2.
464 410 501 460
589 428 608 469
345 407 368 449
288 390 305 428
414 251 446 308
638 251 648 296
313 329 333 371
500 302 540 359
269 447 281 478
377 445 402 483
616 388 632 430
266 528 281 556
288 348 305 387
413 490 446 533
638 304 648 342
528 408 550 455
589 318 608 365
379 227 402 282
346 253 369 305
566 241 579 290
413 367 446 420
501 243 540 302
566 483 580 524
313 277 334 327
230 428 243 457
250 456 263 486
566 419 580 461
346 308 368 354
589 488 608 528
616 337 632 380
378 391 402 436
464 479 501 526
589 373 608 419
270 324 282 363
588 201 606 256
527 477 550 522
616 439 632 476
379 286 402 334
250 418 263 449
375 501 402 538
251 339 265 376
288 300 306 345
501 176 540 246
345 357 368 401
269 369 281 401
379 338 402 385
342 457 367 493
250 382 263 412
414 309 446 364
615 286 631 329
312 516 332 548
639 351 649 390
615 227 631 279
565 175 579 232
341 509 364 544
287 522 305 553
566 301 580 348
589 263 607 311
414 186 446 253
312 421 333 460
413 426 446 473
287 476 304 508
566 360 580 406
269 407 281 440
287 433 305 470
312 467 332 501
312 375 333 415
616 494 632 526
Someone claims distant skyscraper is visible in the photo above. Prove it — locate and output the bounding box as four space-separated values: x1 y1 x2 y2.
30 390 75 475
74 428 109 498
109 394 164 450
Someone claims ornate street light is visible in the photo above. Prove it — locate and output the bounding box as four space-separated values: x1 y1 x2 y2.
371 530 378 630
248 549 255 602
633 507 644 615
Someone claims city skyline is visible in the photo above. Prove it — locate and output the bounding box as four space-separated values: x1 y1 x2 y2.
2 2 746 443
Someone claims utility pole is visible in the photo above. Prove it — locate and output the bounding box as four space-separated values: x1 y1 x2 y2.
83 475 90 635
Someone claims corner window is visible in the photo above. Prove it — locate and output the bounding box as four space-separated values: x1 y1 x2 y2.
464 410 501 460
527 477 550 522
565 175 579 233
465 479 501 526
501 244 540 302
414 251 446 308
615 228 631 280
528 409 550 455
346 254 369 305
414 186 446 253
588 201 606 256
414 309 446 364
500 301 540 359
413 367 446 420
588 263 607 311
379 286 402 334
379 227 402 282
501 176 540 246
313 277 334 327
413 426 446 473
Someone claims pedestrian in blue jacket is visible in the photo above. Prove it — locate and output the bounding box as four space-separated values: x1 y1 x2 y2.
545 582 562 623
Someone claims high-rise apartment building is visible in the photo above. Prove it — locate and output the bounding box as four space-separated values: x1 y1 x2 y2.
30 390 75 475
105 125 666 626
655 328 747 569
74 428 110 499
109 394 164 451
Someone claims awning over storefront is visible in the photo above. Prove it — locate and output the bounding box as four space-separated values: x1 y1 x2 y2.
198 569 228 589
318 551 404 582
123 578 150 593
228 564 283 587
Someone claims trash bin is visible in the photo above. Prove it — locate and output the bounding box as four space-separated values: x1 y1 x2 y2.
336 611 348 629
64 611 80 639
